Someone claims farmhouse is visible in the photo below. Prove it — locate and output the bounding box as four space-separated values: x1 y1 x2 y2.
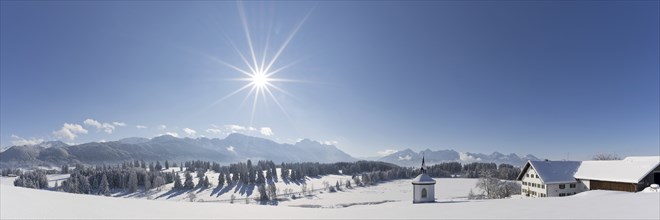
517 160 584 198
574 156 660 192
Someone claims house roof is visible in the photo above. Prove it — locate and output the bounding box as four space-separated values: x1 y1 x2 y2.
574 156 660 183
516 160 581 184
412 173 436 184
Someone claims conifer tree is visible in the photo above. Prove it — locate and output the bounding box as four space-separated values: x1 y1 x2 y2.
99 174 110 196
128 171 138 193
144 173 152 191
218 172 225 187
155 161 163 171
183 172 194 189
173 173 183 189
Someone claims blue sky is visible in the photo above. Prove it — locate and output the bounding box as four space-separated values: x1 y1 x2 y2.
1 1 658 160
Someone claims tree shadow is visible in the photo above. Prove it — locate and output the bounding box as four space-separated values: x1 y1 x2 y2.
156 188 188 200
212 182 236 197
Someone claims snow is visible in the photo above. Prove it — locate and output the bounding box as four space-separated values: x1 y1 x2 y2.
411 173 436 184
574 156 660 183
2 173 659 219
523 161 581 184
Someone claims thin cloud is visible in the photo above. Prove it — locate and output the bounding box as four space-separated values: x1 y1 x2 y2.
10 134 44 146
206 128 223 134
158 125 167 130
323 140 339 146
83 118 115 134
112 122 126 126
377 149 398 157
136 125 147 129
183 128 197 137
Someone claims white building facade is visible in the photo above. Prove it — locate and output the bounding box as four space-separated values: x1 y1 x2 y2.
518 160 585 198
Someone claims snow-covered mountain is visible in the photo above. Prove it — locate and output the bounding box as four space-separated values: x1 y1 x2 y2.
378 148 540 167
0 133 356 168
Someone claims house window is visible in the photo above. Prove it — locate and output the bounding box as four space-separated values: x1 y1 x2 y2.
536 174 539 178
542 185 545 189
559 184 565 189
559 193 566 197
570 183 576 188
421 188 427 198
526 174 529 178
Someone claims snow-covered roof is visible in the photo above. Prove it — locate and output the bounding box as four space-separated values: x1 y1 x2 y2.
517 160 581 184
412 173 436 184
574 156 660 183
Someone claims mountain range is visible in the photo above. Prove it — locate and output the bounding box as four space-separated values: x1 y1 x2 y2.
377 148 540 167
0 133 540 168
0 133 355 168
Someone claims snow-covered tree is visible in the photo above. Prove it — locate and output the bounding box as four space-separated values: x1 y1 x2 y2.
153 176 165 190
99 174 110 196
155 161 163 171
144 173 152 191
128 171 138 193
183 172 194 189
173 173 183 189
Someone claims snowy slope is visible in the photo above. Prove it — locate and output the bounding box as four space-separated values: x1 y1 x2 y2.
2 174 659 219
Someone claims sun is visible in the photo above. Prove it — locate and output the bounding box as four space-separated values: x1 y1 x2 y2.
251 72 269 88
212 2 312 125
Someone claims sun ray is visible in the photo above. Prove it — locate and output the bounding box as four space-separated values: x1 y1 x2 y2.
213 82 255 105
225 36 258 75
260 23 274 74
263 8 314 74
265 59 300 78
238 2 260 75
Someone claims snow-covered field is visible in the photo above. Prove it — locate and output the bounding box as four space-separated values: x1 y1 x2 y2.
1 170 659 219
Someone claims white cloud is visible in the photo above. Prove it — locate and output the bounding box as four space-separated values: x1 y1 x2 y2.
260 127 274 136
398 155 412 161
158 125 167 130
248 127 257 131
323 140 339 146
377 149 398 157
53 123 88 140
136 125 147 129
10 134 44 146
83 118 115 134
183 128 197 137
164 132 179 137
227 146 235 152
206 128 223 134
112 122 126 126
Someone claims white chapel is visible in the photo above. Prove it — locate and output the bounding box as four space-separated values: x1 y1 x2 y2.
412 155 436 203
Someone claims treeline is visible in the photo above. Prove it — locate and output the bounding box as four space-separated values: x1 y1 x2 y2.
426 162 521 180
13 163 176 195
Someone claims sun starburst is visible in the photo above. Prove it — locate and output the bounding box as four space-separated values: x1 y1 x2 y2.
213 3 312 125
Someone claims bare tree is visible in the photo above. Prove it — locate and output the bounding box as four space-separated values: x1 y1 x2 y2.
593 153 621 160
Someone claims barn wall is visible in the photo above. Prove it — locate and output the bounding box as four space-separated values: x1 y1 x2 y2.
590 180 636 192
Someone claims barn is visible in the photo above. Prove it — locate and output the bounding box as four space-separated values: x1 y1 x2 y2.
574 156 660 192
